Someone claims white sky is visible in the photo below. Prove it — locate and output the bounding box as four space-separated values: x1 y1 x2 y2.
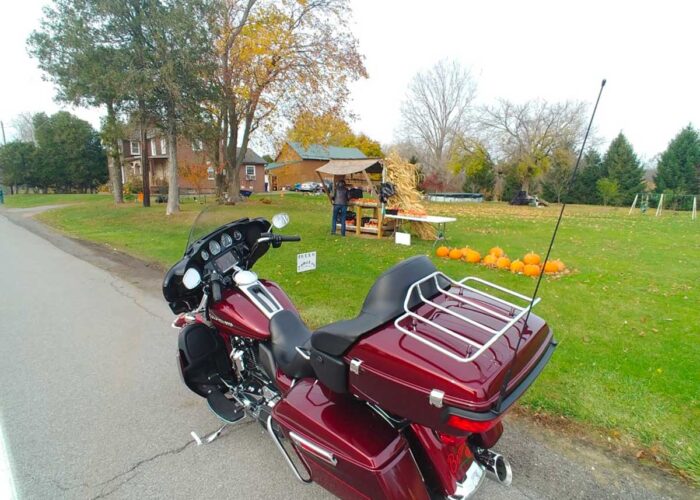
1 0 698 163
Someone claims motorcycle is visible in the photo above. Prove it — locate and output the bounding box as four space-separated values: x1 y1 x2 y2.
163 206 557 499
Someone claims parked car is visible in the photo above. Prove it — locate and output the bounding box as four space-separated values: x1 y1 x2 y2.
297 182 323 193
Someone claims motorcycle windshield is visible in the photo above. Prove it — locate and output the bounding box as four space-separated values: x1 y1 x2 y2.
185 205 243 253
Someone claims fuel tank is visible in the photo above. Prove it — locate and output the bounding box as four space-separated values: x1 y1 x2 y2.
345 287 556 435
208 280 298 340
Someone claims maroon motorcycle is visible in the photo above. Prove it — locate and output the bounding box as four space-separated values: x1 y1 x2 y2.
163 207 556 499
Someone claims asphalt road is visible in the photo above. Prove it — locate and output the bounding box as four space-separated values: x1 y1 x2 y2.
0 209 695 500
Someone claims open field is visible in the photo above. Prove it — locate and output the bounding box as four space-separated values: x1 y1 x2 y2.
5 193 698 482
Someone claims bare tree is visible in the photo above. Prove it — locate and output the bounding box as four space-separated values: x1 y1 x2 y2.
399 60 477 175
481 99 588 192
11 113 37 144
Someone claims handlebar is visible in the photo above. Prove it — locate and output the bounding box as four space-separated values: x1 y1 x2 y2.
257 233 301 245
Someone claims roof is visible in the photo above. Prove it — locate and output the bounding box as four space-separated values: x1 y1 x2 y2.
287 141 367 161
265 160 303 171
316 158 383 176
237 147 266 165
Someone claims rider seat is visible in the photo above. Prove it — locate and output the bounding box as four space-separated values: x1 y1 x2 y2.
269 310 314 379
311 255 449 356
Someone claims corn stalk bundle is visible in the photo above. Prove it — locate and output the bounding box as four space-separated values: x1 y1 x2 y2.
385 152 437 240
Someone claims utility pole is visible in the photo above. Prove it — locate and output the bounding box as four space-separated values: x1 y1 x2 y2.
1 120 6 145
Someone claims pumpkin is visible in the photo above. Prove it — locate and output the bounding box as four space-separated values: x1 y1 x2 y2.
436 246 450 258
544 261 560 274
449 248 463 260
523 264 541 277
523 252 541 265
496 256 511 269
464 248 481 263
482 254 497 266
552 259 566 272
510 260 525 273
489 246 504 258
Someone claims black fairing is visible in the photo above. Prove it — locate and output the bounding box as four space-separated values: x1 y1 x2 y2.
163 217 270 314
177 323 233 397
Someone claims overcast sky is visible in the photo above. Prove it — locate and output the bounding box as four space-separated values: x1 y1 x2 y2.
1 0 698 163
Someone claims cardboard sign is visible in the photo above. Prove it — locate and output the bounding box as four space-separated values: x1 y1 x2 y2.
395 232 411 246
297 251 317 273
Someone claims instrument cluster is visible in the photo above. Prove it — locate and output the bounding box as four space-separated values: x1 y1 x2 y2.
200 229 244 262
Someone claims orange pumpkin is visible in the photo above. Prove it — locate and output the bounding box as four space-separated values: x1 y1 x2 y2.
552 259 566 272
523 252 541 265
449 248 463 260
436 246 450 258
489 246 504 258
464 248 481 263
496 256 511 269
510 260 525 273
482 254 497 266
523 264 541 277
544 261 560 274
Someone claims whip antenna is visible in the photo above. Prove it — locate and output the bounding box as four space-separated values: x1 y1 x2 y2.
495 79 607 412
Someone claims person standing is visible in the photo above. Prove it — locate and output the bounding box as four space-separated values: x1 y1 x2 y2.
331 178 349 236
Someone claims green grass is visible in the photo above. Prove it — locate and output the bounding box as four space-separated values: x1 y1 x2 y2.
28 193 700 482
3 193 110 208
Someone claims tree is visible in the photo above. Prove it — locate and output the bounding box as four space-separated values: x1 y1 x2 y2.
541 146 576 203
0 142 37 193
180 162 209 195
10 113 38 144
29 0 129 203
596 177 619 206
654 124 700 195
602 132 644 205
214 0 366 201
568 148 604 204
449 138 495 196
34 111 108 192
481 99 588 193
286 110 383 157
400 59 477 173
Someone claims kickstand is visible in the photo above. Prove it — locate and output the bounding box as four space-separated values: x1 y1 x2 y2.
191 424 228 445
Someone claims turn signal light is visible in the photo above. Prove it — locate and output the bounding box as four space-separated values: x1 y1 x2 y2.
446 414 500 433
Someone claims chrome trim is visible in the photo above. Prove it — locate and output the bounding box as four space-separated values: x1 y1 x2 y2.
295 347 311 360
266 417 312 484
349 359 362 375
476 448 513 486
448 461 486 499
429 389 444 408
238 280 284 319
289 431 337 466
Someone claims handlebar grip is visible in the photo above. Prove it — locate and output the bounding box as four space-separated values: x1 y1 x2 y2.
278 235 301 242
211 279 222 303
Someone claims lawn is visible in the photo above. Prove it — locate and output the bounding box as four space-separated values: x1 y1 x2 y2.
2 192 110 208
11 193 699 482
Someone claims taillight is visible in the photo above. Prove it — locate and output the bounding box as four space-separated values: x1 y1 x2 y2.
446 414 500 433
435 431 462 445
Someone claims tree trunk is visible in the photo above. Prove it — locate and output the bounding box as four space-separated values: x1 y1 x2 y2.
225 105 240 202
139 99 150 207
166 112 179 215
105 101 124 204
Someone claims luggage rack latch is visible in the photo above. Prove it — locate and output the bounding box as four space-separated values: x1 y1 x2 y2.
429 389 444 408
349 359 362 375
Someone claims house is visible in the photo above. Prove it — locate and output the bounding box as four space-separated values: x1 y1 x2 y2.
266 141 367 190
119 131 267 194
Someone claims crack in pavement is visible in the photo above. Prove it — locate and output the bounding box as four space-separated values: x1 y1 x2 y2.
90 440 193 500
108 279 166 322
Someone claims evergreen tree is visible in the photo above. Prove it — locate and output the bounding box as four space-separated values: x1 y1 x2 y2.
0 142 37 192
568 148 604 204
654 124 700 195
602 133 645 205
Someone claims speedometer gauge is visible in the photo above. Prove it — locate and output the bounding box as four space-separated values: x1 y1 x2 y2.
200 250 210 261
233 230 242 241
209 240 221 255
221 233 233 248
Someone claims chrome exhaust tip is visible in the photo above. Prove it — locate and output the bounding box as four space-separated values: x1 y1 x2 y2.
475 448 512 486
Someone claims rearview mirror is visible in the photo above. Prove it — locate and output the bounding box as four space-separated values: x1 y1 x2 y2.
272 212 290 229
182 268 202 290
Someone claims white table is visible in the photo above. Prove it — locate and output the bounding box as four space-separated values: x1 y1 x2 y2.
384 214 457 247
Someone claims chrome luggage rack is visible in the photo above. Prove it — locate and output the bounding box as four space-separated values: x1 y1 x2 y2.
394 272 540 363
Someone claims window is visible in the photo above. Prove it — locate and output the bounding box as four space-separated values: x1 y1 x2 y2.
130 141 140 155
245 165 256 179
192 140 203 151
150 138 157 155
207 166 215 180
161 138 168 155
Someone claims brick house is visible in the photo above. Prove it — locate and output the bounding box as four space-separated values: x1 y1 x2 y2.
119 131 267 194
265 141 366 190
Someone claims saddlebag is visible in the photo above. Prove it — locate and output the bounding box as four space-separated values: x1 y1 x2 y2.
272 379 429 500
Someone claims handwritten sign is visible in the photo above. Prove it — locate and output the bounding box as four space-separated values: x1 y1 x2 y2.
395 232 411 246
297 251 317 273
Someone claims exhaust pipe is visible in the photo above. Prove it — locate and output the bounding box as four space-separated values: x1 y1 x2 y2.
474 448 512 486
